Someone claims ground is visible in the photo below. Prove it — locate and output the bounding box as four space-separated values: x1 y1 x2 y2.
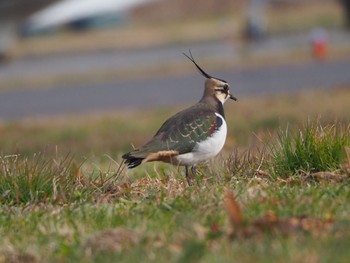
0 88 349 262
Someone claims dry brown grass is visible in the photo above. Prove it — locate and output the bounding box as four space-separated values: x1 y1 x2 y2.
0 83 349 262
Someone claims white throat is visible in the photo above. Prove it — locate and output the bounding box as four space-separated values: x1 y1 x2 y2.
216 94 230 105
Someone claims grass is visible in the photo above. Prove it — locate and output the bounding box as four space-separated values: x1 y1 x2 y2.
0 157 349 262
0 88 350 262
271 122 350 177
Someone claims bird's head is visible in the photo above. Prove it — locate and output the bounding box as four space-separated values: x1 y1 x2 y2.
183 50 237 104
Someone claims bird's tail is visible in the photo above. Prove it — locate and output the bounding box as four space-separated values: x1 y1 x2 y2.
122 152 144 169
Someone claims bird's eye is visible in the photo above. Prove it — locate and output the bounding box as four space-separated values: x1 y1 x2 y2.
222 84 229 91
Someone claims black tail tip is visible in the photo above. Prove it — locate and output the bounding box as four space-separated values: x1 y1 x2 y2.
122 153 143 169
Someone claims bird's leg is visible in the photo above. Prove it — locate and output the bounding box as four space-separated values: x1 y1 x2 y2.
185 166 191 186
191 165 197 177
191 165 200 187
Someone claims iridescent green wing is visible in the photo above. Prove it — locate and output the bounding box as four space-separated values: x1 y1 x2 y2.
137 106 223 156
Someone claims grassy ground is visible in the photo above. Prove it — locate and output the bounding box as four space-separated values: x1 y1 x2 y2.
0 87 349 262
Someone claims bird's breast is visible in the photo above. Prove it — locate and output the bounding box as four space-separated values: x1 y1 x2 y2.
174 113 227 166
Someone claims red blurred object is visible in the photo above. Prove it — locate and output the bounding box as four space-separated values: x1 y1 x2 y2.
310 28 329 60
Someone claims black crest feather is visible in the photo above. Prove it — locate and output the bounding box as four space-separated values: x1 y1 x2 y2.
183 49 213 79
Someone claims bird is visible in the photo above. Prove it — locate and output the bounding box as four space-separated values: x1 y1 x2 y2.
122 50 237 185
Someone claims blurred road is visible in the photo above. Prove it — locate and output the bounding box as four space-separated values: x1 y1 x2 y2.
1 30 350 120
0 57 350 120
1 30 349 79
0 41 234 79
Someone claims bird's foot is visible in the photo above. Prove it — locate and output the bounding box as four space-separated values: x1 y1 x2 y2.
185 165 198 186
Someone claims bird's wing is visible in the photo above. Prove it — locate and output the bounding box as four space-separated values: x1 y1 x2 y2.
130 105 223 158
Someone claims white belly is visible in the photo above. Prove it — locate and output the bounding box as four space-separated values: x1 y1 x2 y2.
174 113 227 166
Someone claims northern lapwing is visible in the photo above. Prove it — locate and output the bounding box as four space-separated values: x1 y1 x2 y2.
122 51 237 185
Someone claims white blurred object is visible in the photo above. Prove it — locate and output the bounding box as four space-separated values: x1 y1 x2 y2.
26 0 153 32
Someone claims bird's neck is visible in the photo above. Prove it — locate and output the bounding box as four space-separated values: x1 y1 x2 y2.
199 95 225 119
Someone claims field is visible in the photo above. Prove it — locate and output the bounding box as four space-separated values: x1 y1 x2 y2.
0 87 349 262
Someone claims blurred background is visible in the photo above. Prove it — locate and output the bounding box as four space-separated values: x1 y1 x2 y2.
0 0 349 120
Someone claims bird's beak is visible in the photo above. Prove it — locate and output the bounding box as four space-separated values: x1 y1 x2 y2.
229 93 238 101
